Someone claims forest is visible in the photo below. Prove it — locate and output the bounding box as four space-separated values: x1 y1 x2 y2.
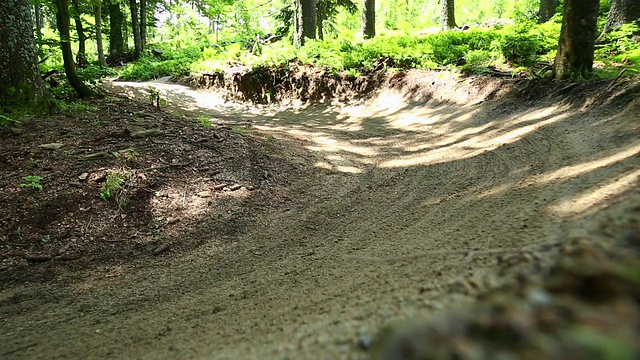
0 0 639 359
1 0 640 111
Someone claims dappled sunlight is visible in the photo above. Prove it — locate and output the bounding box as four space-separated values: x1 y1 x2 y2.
380 107 567 168
150 182 252 221
529 142 640 185
549 169 640 218
250 93 572 173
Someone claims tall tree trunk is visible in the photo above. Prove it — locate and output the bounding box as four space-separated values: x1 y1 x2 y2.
317 14 324 40
441 0 456 30
553 0 600 79
129 0 141 58
34 1 44 47
108 0 124 59
93 1 106 67
71 0 87 67
597 0 640 41
362 0 375 39
140 0 147 51
538 0 558 23
0 0 49 111
56 0 94 97
294 0 316 47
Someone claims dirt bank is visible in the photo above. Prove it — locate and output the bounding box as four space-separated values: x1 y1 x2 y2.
1 71 639 359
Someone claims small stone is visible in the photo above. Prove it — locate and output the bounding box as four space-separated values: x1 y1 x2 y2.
78 173 89 180
228 184 242 191
39 143 64 150
69 181 82 187
198 191 213 198
246 185 255 191
358 336 373 350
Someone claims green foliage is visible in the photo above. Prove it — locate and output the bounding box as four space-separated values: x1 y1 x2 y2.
195 115 212 127
119 50 199 81
113 149 140 162
20 176 44 191
595 23 640 75
146 87 168 109
100 172 126 200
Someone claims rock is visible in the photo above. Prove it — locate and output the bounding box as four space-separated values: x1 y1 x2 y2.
39 143 64 150
198 191 213 198
78 172 89 180
10 127 24 134
246 185 255 191
358 336 373 350
228 184 242 191
69 181 82 187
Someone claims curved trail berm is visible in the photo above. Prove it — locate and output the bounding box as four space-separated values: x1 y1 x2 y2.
2 72 639 359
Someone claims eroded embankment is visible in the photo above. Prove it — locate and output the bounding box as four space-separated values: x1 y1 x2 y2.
1 70 639 359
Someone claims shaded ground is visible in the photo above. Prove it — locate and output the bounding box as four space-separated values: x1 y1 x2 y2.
1 71 639 359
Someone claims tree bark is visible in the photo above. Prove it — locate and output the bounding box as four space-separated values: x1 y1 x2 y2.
140 0 147 51
55 0 94 97
317 14 324 40
294 0 316 47
597 0 640 41
0 0 49 111
93 1 106 67
441 0 456 30
71 0 87 67
553 0 600 80
129 0 141 58
362 0 375 39
538 0 558 23
34 1 44 47
108 0 124 59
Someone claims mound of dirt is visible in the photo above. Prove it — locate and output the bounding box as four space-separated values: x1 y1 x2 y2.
192 61 389 104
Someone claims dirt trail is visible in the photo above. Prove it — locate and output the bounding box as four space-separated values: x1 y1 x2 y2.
2 74 639 359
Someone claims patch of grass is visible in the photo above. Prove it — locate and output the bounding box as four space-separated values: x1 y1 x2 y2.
58 102 98 112
195 115 211 127
20 176 43 191
100 172 126 200
232 127 249 135
113 149 140 162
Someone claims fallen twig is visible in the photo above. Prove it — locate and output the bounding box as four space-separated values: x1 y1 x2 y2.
607 68 627 90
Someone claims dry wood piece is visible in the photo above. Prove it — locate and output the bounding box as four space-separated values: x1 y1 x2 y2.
81 151 109 160
130 129 164 138
25 254 52 263
153 243 171 256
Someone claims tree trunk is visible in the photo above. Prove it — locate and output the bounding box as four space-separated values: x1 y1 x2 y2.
441 0 456 30
71 0 87 67
93 1 106 67
56 0 94 97
0 0 49 111
553 0 600 80
294 0 316 47
362 0 375 39
538 0 558 23
317 14 324 40
129 0 141 58
34 1 44 47
597 0 640 41
140 0 147 51
108 0 124 59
